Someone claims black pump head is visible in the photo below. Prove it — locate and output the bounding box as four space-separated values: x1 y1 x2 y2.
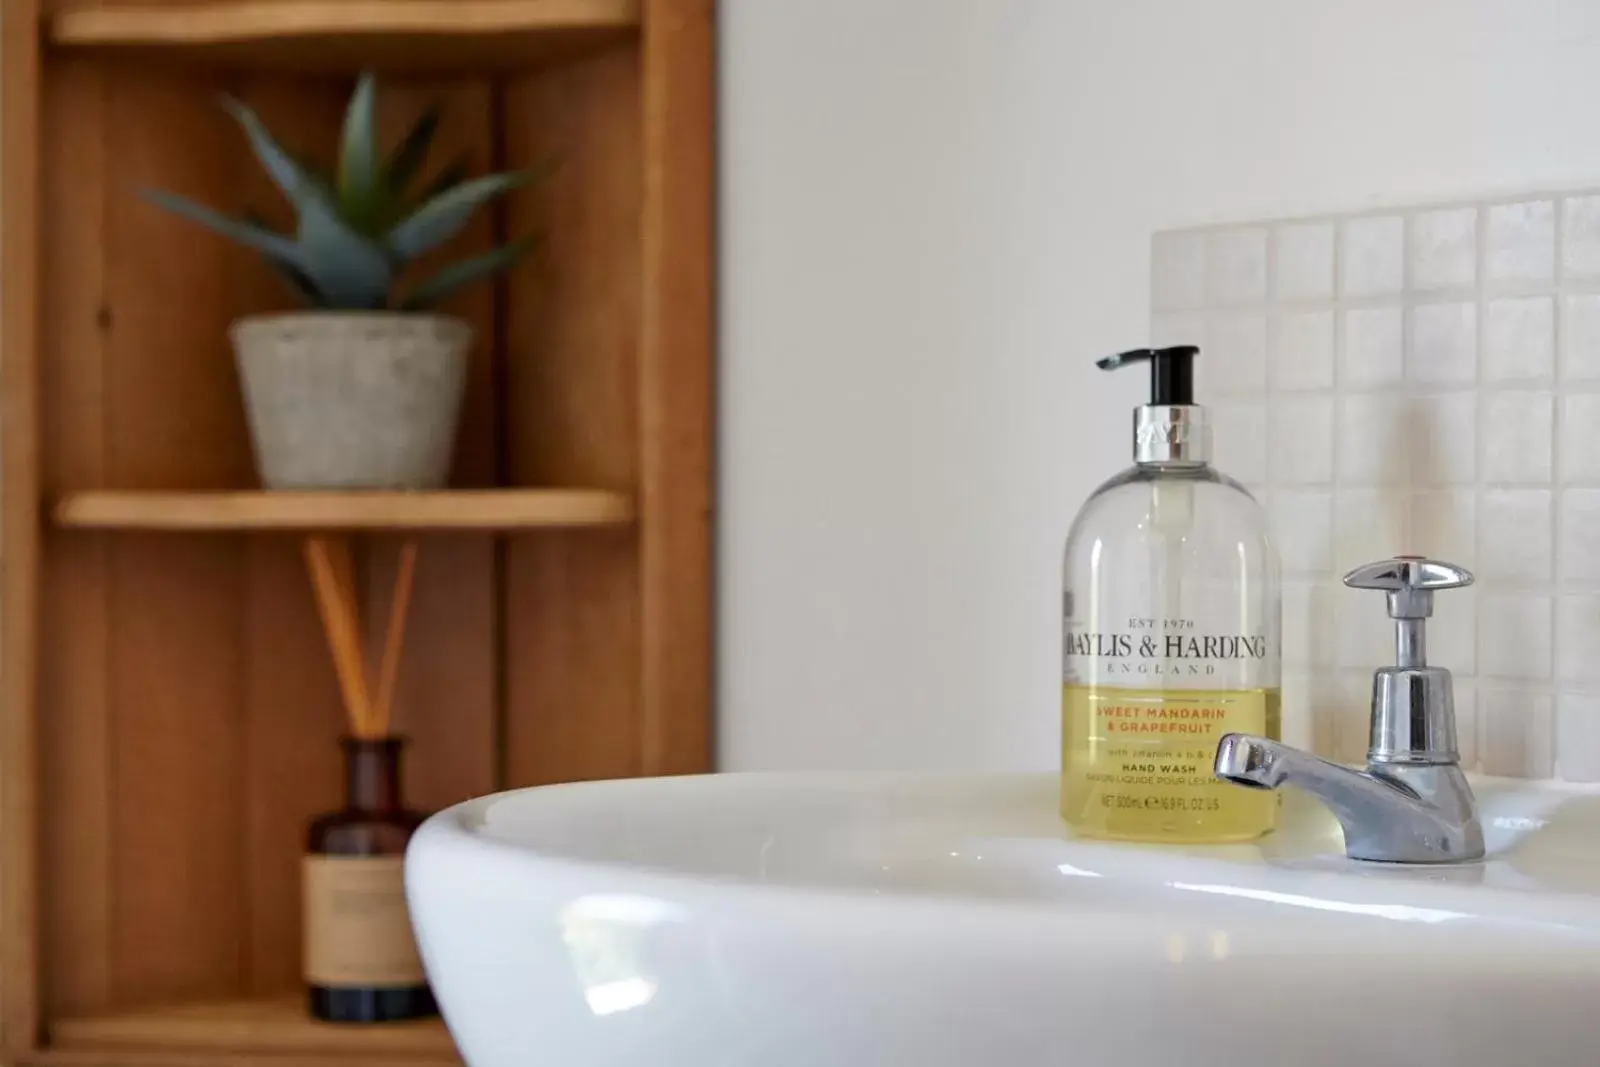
1096 345 1199 405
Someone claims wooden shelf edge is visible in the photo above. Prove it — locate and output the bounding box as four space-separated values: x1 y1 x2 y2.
25 1052 457 1067
44 995 456 1064
52 489 636 531
48 0 642 47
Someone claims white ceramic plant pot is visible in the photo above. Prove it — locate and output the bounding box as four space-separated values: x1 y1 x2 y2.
230 312 473 490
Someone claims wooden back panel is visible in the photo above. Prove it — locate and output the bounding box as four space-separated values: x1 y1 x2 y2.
502 50 644 787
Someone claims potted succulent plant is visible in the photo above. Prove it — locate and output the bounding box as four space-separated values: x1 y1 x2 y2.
143 72 534 490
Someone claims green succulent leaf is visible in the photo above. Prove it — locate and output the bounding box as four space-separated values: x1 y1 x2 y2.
142 189 304 264
337 72 381 232
387 171 528 262
401 237 535 310
288 154 339 203
295 196 395 309
219 95 326 212
411 155 469 209
383 105 442 198
242 209 326 306
146 190 332 306
263 257 327 306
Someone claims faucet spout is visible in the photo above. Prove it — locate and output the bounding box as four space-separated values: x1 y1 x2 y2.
1214 734 1485 864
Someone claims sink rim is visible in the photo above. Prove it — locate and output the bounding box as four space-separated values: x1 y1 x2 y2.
408 770 1600 930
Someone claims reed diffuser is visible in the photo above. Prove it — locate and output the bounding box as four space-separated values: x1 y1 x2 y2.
301 535 436 1024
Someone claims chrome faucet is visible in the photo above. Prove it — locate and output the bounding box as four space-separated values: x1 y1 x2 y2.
1213 557 1485 864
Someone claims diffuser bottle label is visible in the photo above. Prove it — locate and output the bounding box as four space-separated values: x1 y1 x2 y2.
303 856 425 988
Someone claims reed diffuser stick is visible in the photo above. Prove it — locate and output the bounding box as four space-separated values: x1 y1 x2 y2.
304 536 376 738
327 537 360 625
373 540 419 736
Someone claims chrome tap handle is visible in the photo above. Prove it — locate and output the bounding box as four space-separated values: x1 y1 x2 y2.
1342 557 1474 619
1342 556 1473 761
1344 557 1473 670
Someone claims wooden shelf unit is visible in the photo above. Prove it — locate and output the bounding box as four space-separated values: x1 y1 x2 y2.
54 488 636 530
2 1 714 1065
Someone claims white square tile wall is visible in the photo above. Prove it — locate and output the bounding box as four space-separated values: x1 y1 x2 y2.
1151 189 1600 782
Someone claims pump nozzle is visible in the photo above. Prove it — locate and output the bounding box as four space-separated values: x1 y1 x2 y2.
1096 345 1199 406
1099 345 1207 464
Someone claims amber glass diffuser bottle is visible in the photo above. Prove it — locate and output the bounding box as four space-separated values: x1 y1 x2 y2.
304 735 437 1023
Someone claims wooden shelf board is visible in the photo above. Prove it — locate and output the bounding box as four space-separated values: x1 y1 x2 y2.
53 489 635 531
45 0 641 73
48 995 456 1060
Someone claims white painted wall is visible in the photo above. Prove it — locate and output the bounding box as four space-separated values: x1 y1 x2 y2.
716 0 1600 771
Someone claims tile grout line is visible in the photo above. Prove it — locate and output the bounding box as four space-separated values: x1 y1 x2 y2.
1472 202 1489 773
1552 194 1569 779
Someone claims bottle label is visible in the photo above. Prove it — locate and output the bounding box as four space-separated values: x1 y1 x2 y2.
1061 607 1280 839
1062 620 1269 680
1062 599 1273 680
1062 685 1280 836
303 855 426 988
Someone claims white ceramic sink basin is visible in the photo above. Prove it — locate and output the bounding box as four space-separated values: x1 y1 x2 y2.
405 771 1600 1067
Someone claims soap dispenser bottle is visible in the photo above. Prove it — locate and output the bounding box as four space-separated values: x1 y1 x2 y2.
1061 345 1282 843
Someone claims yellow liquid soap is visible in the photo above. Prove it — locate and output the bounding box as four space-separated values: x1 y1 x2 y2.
1061 684 1281 844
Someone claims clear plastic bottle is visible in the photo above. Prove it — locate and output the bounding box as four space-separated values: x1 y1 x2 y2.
1061 346 1281 843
